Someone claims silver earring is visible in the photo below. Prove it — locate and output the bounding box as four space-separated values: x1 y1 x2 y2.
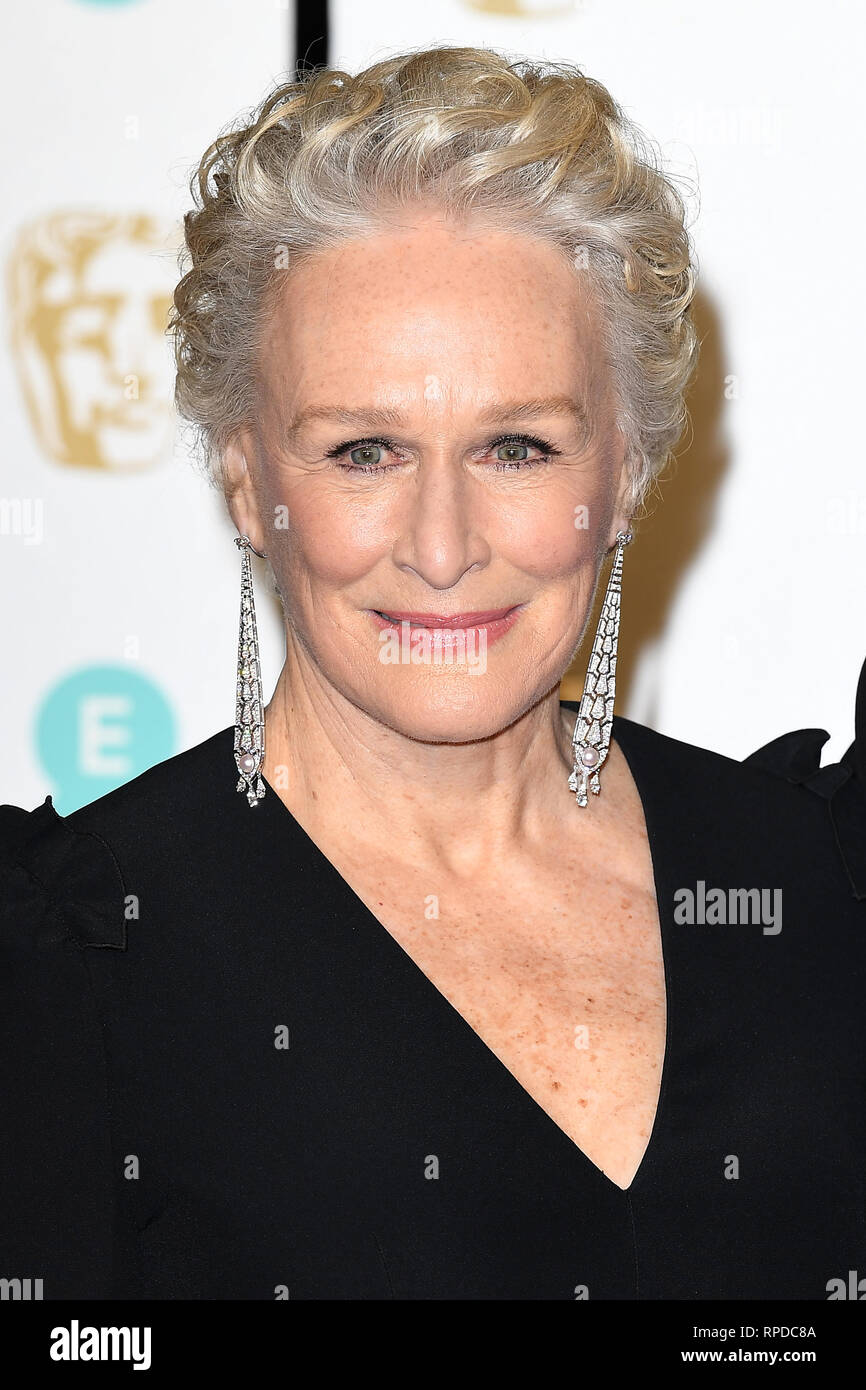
569 529 633 807
234 535 268 807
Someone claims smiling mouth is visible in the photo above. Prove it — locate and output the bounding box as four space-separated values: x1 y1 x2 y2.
367 606 524 650
371 607 520 628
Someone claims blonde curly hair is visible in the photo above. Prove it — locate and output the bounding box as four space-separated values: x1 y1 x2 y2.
170 44 698 518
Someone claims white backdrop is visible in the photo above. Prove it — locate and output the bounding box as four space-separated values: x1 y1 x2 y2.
331 0 866 762
2 0 864 814
1 0 290 812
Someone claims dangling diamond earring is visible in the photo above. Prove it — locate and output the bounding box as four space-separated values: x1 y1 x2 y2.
233 534 268 807
569 529 633 807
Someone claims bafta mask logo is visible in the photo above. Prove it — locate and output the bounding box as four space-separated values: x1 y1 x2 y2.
461 0 579 14
7 211 178 471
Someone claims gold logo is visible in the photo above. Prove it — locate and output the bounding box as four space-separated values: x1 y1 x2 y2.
461 0 579 15
7 211 178 471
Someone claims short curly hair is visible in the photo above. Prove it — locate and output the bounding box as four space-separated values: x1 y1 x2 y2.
170 44 698 518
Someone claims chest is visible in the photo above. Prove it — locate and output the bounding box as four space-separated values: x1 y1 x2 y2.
338 851 667 1190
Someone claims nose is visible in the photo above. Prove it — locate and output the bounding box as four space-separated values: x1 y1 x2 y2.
390 450 491 590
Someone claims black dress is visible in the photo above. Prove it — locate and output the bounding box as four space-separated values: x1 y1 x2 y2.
2 669 865 1301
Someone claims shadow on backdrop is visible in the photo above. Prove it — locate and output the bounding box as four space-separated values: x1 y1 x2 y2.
563 286 730 726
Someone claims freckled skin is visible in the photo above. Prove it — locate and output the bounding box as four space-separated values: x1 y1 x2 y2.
224 209 666 1190
230 211 624 744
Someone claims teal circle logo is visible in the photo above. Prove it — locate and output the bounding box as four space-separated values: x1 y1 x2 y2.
36 665 175 814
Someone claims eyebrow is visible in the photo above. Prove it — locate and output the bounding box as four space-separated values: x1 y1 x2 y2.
284 394 589 443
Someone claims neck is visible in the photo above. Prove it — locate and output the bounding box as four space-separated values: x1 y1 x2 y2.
261 644 589 878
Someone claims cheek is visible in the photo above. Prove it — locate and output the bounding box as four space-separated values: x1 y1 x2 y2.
269 482 392 587
494 480 609 579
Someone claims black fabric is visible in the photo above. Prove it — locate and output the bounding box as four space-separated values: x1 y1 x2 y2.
2 672 865 1300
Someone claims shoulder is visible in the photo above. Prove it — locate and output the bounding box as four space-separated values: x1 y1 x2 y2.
65 723 236 849
602 652 866 901
0 726 236 950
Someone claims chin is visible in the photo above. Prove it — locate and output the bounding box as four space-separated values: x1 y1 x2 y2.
360 673 545 745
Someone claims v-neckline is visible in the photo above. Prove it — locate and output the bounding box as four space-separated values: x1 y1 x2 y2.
255 702 673 1197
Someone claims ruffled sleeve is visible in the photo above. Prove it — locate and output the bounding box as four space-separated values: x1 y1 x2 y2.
0 795 127 1298
743 654 866 901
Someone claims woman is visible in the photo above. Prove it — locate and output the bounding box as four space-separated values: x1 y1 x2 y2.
2 45 864 1301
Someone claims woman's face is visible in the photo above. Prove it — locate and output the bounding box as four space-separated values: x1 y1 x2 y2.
227 209 631 742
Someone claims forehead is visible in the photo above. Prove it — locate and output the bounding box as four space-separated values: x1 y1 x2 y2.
257 215 602 409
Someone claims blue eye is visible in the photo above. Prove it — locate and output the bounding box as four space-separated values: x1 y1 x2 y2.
324 431 560 474
494 441 531 468
325 436 396 474
489 434 558 471
347 443 385 469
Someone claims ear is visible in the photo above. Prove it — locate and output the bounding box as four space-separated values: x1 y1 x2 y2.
606 431 634 548
222 428 267 556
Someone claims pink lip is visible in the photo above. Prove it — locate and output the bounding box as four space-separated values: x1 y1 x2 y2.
367 605 522 646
